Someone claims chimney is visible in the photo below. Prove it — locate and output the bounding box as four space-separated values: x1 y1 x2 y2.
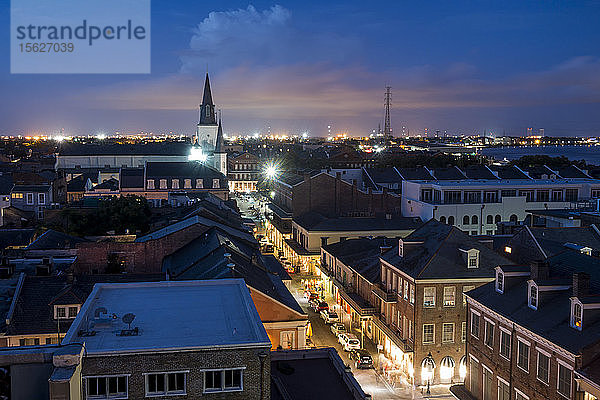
530 260 549 281
573 272 591 298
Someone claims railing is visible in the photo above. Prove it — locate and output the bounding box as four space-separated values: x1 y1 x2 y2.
372 283 397 303
372 314 413 353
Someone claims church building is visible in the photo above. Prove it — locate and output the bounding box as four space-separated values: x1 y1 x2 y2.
192 73 228 176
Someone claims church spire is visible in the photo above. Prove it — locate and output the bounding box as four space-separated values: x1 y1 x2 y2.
198 73 216 125
215 113 225 153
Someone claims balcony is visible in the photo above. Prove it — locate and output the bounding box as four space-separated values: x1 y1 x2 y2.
372 283 398 303
372 314 413 353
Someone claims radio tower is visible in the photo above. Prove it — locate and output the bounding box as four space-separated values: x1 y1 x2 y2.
384 86 392 138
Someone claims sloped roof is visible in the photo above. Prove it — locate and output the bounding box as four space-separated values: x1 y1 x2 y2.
5 274 165 335
364 167 401 183
468 251 600 355
58 142 190 156
429 166 467 180
488 165 530 180
162 227 305 316
0 175 14 195
528 226 600 257
145 161 225 181
381 219 513 279
0 229 36 250
396 167 434 180
26 230 88 250
92 178 119 191
462 165 498 180
66 175 88 192
323 238 391 284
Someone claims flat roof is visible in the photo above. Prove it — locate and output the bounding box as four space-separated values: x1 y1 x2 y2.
63 279 271 355
404 178 597 187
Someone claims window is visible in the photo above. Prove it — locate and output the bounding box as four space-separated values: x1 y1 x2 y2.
448 216 455 225
11 192 23 199
592 188 600 198
557 363 572 397
486 215 493 224
403 281 409 300
280 331 295 349
501 189 516 198
159 179 167 189
484 320 494 348
496 271 504 293
517 339 530 371
145 372 186 396
552 190 563 202
509 214 518 223
537 351 550 384
498 378 510 400
56 307 66 319
147 180 155 189
56 305 79 319
423 287 435 307
472 215 478 225
443 286 455 307
172 179 179 189
68 306 78 318
444 191 462 204
421 189 432 202
213 178 220 188
495 214 501 224
515 390 529 400
483 191 498 203
464 191 481 204
572 301 583 330
86 375 128 399
463 285 475 305
470 357 480 396
468 255 478 268
471 311 480 338
519 190 535 202
204 368 243 393
184 179 192 189
500 329 511 359
482 367 493 400
410 285 415 304
442 323 454 343
38 193 46 205
440 216 446 224
537 190 549 202
26 193 34 205
196 178 203 188
529 283 538 310
423 324 434 344
463 215 470 225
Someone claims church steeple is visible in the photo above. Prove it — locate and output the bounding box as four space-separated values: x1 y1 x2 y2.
198 73 216 125
215 114 225 153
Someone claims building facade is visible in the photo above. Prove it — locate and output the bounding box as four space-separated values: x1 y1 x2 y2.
228 152 260 192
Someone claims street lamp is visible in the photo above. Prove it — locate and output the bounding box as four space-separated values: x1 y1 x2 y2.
263 161 281 181
421 352 435 396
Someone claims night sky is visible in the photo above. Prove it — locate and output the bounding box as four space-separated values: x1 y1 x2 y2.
1 1 599 137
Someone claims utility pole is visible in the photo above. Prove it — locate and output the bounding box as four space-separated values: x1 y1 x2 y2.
384 86 392 138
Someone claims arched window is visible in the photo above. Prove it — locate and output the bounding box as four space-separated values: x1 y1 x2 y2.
440 216 446 224
495 215 501 224
529 284 538 309
573 302 582 329
448 216 455 225
510 214 518 224
471 215 478 225
487 215 493 224
463 216 470 225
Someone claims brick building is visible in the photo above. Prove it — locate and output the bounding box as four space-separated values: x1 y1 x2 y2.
228 152 261 192
376 219 513 386
460 251 600 400
48 279 272 400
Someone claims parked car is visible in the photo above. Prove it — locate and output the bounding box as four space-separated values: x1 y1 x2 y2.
338 332 349 345
331 323 346 337
312 301 329 312
320 310 339 324
341 333 361 352
349 349 373 369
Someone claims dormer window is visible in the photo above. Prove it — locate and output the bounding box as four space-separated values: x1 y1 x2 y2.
54 304 80 319
571 299 583 330
467 249 479 269
496 271 504 294
528 283 538 310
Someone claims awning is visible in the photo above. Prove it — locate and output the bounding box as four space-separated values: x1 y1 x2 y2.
441 356 456 368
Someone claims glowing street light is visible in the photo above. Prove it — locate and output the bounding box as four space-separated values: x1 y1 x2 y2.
188 147 208 162
263 161 281 180
421 352 435 395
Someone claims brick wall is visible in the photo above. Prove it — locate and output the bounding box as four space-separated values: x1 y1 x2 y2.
74 223 210 274
81 347 271 400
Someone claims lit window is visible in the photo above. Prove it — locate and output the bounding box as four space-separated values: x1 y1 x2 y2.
56 307 66 319
423 287 435 307
443 286 455 307
196 179 203 188
213 178 220 189
172 179 179 189
147 180 155 189
504 246 512 254
572 301 582 330
85 375 128 399
68 306 78 318
159 179 167 189
184 179 192 189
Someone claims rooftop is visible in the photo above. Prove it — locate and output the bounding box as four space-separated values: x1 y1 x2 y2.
58 142 191 156
294 211 421 232
63 279 271 354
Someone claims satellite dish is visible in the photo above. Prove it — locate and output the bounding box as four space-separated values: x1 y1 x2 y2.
94 307 107 318
122 313 136 329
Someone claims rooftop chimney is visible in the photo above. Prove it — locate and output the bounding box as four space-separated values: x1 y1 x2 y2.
573 272 591 298
530 260 549 281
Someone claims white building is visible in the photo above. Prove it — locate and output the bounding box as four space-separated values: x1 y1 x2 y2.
400 165 600 235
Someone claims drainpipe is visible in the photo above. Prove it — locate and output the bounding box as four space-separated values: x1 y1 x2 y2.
259 352 267 400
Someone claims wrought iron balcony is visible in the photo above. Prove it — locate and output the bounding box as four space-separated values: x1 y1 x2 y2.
372 283 398 303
